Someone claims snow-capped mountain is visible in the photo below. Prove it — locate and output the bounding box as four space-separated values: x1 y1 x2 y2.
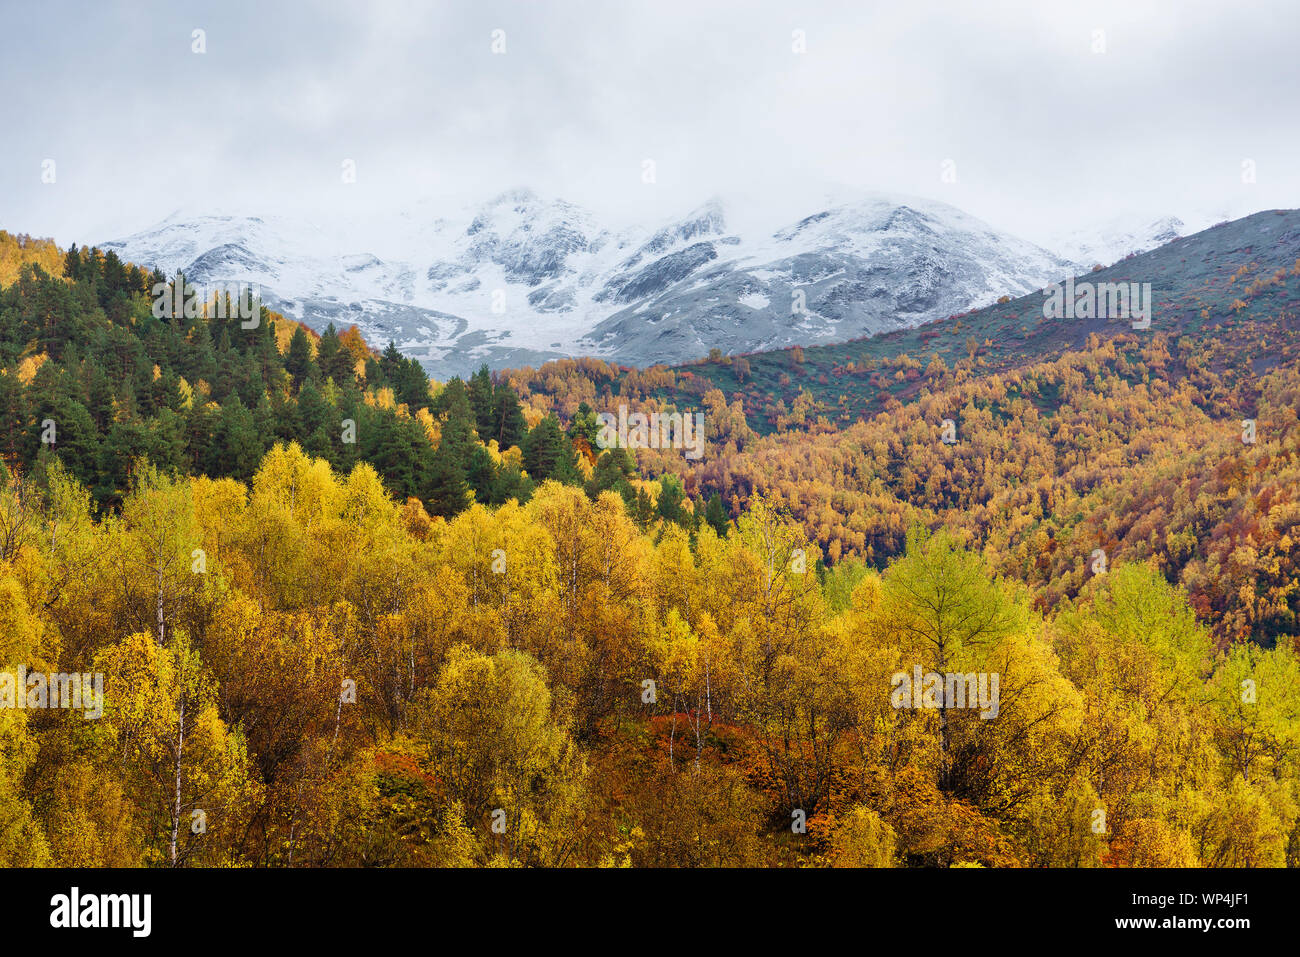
581 196 1076 364
101 190 1075 379
1045 208 1242 269
1047 215 1185 269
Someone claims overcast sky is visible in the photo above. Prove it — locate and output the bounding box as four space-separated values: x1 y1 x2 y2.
1 0 1296 248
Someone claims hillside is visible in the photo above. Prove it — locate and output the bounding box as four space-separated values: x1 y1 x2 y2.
543 208 1300 433
99 191 1073 378
0 211 1297 872
504 210 1300 647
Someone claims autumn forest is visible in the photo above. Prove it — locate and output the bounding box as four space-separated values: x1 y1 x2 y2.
0 221 1298 868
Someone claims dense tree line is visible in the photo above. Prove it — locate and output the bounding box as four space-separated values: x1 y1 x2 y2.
0 452 1295 866
505 321 1300 650
0 249 718 531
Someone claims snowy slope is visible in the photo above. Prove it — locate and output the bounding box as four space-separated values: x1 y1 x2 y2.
582 195 1077 364
101 190 1075 379
1045 208 1239 269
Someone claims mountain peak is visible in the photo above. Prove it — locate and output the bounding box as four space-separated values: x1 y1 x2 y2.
101 190 1095 379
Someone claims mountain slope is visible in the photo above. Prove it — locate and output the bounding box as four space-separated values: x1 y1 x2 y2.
506 208 1300 436
582 195 1074 364
1043 208 1244 268
101 191 1073 379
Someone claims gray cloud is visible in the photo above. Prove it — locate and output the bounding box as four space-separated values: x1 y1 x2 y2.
1 0 1296 247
